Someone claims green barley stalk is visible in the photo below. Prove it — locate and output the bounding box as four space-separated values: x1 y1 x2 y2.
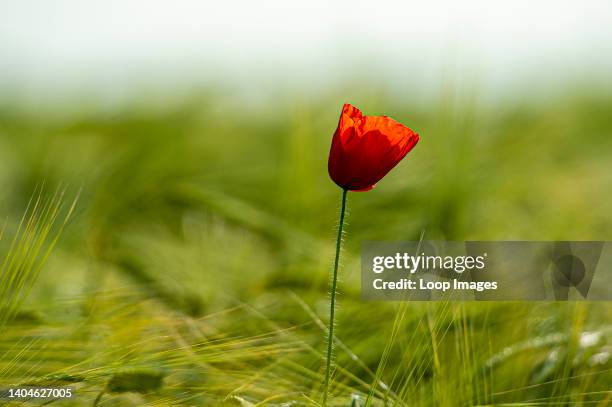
0 184 79 331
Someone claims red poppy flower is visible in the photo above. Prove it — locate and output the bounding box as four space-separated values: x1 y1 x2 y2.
328 103 419 191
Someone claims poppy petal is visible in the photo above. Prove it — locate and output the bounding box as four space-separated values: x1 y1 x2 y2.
328 104 419 191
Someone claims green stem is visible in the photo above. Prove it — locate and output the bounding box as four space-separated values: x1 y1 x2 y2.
93 389 105 406
322 188 348 405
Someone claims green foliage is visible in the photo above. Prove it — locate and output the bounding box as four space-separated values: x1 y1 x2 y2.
0 90 610 405
0 186 77 330
107 369 165 393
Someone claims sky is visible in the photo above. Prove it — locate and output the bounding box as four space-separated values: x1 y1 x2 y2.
1 0 611 104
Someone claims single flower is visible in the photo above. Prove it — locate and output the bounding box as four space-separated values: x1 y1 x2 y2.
328 103 419 191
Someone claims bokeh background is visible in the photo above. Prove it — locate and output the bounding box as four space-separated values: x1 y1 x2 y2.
1 1 611 406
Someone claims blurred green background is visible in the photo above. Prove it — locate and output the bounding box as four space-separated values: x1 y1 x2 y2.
0 86 611 406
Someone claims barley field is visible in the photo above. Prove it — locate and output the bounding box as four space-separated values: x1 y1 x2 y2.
0 86 611 406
